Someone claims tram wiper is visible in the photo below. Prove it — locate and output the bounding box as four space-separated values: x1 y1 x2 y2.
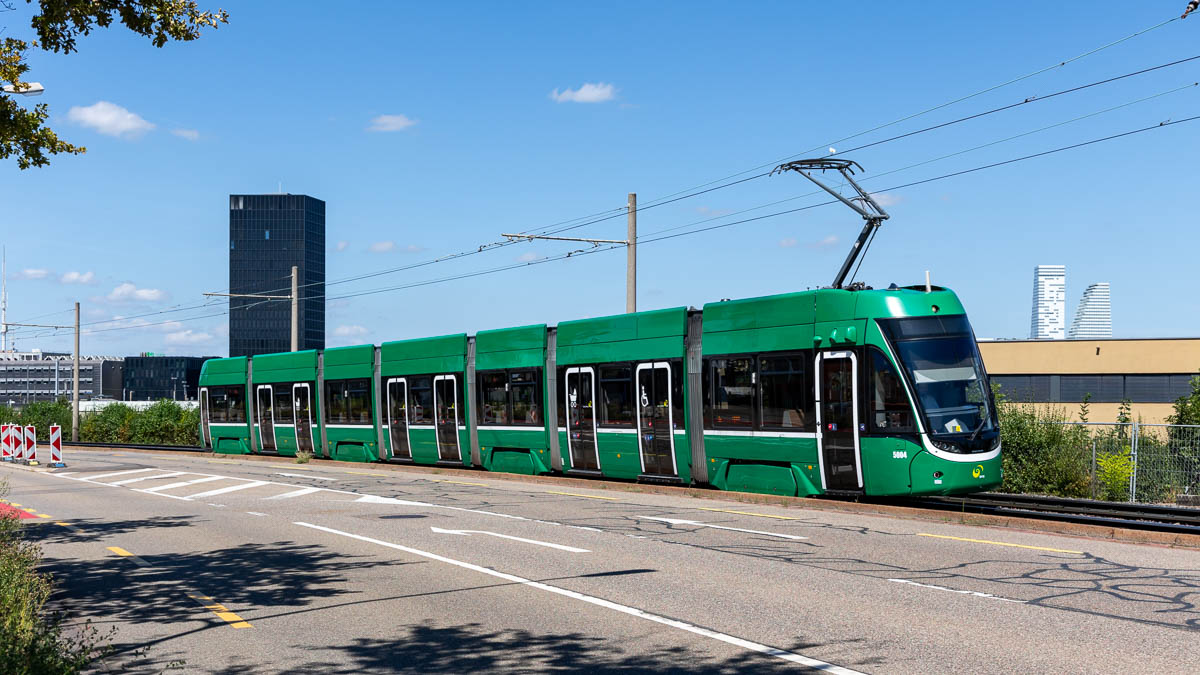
967 417 988 443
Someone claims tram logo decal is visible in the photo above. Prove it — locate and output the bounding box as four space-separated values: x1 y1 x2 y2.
972 464 985 479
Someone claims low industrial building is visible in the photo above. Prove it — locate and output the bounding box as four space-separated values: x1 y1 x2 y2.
122 355 211 401
0 350 123 406
978 338 1200 424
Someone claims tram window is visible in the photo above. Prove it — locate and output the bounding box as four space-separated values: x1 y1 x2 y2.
599 365 634 427
511 370 540 425
671 361 685 430
556 367 567 428
274 384 295 424
409 376 433 424
711 358 754 428
869 350 915 432
209 388 228 422
760 355 812 431
226 385 246 422
325 378 371 424
479 371 509 425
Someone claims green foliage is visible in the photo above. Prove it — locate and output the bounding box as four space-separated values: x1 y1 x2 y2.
0 399 71 440
79 403 136 444
2 1 228 169
0 481 112 672
995 389 1091 498
1078 393 1091 424
1095 444 1133 501
0 399 200 446
295 450 313 464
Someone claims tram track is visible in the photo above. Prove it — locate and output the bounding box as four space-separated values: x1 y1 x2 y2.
61 442 1200 535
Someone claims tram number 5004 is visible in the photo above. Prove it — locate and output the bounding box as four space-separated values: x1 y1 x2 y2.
892 450 908 460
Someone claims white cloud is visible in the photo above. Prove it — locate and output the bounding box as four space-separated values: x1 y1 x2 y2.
66 101 155 138
368 241 396 253
806 235 840 250
171 128 200 141
334 324 368 337
165 329 213 345
335 240 349 252
516 252 538 262
778 238 798 248
549 82 616 103
60 271 95 284
368 114 417 132
400 244 424 253
107 282 166 302
870 192 903 207
13 268 49 280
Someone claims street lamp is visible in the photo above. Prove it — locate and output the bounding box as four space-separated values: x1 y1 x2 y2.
2 82 45 97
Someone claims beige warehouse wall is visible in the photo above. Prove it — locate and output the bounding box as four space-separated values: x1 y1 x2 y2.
977 338 1200 375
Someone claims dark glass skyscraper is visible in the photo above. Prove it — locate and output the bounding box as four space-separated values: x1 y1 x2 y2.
228 194 325 357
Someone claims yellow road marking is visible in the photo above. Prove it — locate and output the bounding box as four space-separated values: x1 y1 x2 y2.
547 491 619 501
9 503 20 507
431 479 488 487
207 459 240 464
188 594 253 628
695 507 805 521
37 514 52 519
24 508 36 513
917 533 1083 554
55 522 70 526
341 470 387 477
107 546 134 557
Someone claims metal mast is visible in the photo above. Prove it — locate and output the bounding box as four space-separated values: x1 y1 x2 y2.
2 246 7 352
771 159 890 289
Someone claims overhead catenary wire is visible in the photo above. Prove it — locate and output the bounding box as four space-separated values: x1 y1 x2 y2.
9 22 1190 336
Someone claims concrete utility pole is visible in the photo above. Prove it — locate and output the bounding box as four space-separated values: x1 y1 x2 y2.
73 302 79 442
203 266 299 351
290 265 299 352
627 193 637 313
501 191 641 314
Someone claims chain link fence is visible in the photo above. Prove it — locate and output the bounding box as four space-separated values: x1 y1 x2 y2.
1035 422 1200 505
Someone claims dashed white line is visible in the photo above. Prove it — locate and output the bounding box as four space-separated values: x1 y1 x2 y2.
887 578 1026 603
642 516 808 541
141 476 225 493
296 522 863 674
247 511 268 517
109 471 187 486
267 487 324 500
82 468 155 482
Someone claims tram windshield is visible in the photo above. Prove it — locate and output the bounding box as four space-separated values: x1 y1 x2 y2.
878 315 996 448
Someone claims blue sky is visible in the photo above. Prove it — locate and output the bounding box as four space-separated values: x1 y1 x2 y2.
3 1 1199 356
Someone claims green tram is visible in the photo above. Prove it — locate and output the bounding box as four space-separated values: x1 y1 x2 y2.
198 285 1002 497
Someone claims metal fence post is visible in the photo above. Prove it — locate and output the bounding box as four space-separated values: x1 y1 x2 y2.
1091 439 1097 500
1129 422 1139 503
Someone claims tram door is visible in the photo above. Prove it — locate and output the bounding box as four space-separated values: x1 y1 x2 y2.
565 367 600 471
199 388 211 449
816 352 862 490
293 384 314 454
636 362 676 476
433 375 460 461
386 378 411 459
256 385 277 452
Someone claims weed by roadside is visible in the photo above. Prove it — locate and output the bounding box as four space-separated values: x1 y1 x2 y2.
295 450 313 464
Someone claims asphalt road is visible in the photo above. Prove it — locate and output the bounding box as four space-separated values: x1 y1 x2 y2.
1 450 1198 673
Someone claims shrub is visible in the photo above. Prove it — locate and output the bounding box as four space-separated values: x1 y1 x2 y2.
996 395 1091 498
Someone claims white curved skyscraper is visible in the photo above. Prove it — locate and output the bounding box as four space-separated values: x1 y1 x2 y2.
1030 265 1066 339
1068 282 1112 339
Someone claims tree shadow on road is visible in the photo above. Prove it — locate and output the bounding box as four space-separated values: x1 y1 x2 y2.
208 621 877 674
23 515 196 545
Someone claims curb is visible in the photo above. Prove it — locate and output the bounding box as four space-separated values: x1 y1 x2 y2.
61 444 1200 550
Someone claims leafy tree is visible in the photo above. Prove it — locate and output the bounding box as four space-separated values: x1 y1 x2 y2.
1168 374 1200 426
1 0 227 169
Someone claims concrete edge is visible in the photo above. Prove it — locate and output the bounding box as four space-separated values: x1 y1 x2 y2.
60 444 1200 550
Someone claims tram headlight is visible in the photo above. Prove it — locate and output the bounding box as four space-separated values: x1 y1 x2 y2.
931 439 956 452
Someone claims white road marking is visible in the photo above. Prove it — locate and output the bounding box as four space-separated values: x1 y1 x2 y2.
247 512 267 517
430 526 590 553
80 468 154 481
54 471 75 476
140 476 225 493
887 578 1026 603
296 522 862 673
354 494 529 520
267 487 323 500
108 471 187 486
276 472 333 481
642 516 808 540
187 481 269 499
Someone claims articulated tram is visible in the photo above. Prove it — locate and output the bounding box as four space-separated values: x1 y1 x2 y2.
198 285 1002 497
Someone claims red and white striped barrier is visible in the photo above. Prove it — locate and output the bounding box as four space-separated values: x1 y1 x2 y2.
48 425 65 467
24 425 38 465
0 424 13 461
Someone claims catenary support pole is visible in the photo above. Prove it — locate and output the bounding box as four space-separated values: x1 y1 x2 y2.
72 302 80 442
291 265 299 352
626 193 637 313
